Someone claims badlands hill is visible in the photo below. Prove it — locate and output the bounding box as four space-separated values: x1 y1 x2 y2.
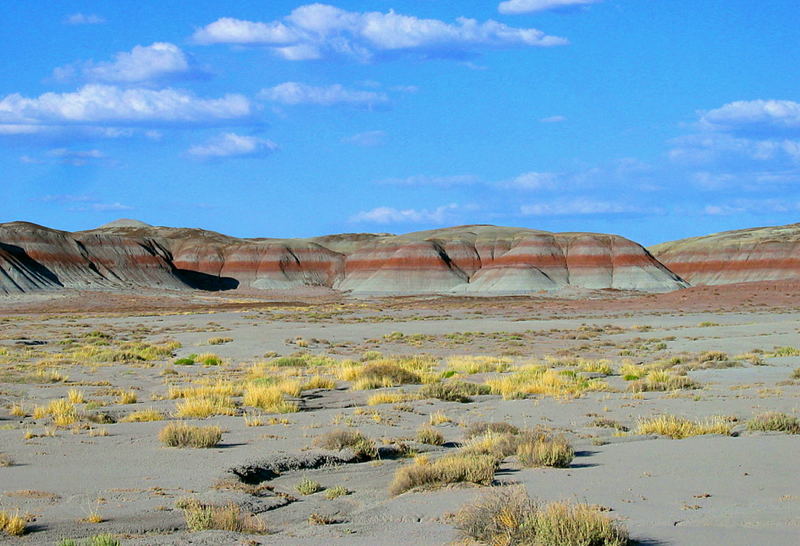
650 223 800 285
0 221 687 295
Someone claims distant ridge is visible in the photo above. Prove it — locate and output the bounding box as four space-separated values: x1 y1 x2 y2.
98 218 153 229
650 222 800 285
0 221 688 295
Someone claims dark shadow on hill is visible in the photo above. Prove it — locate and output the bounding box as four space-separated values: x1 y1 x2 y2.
174 269 239 291
0 242 63 286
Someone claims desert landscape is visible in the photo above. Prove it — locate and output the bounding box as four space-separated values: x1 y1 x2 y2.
3 2 799 544
1 220 799 545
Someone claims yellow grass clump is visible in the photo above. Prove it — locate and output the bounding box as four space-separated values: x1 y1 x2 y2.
301 375 336 391
243 384 299 414
366 391 420 406
121 409 166 422
455 486 628 546
390 453 497 496
635 415 733 439
117 390 138 405
446 355 511 374
486 368 608 400
175 396 236 418
67 389 85 404
429 410 451 425
34 398 78 426
159 422 222 448
0 510 26 536
168 381 242 400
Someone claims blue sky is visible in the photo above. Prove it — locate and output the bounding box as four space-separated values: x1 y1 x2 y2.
2 1 799 245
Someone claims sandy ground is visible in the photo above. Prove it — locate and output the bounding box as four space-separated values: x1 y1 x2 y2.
1 286 799 545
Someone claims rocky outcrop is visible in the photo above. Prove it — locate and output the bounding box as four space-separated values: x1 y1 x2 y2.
0 221 688 295
650 223 800 285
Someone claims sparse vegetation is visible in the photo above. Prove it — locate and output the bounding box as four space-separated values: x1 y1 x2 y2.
746 412 800 434
180 499 265 533
0 510 26 536
243 383 299 413
628 370 700 392
635 415 733 439
419 380 490 402
159 422 222 448
416 426 445 445
313 429 377 459
390 453 497 495
121 409 165 422
516 435 574 468
455 486 628 546
207 337 233 345
324 485 349 499
486 368 608 399
296 477 323 495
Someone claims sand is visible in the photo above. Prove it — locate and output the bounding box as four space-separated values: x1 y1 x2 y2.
0 286 798 545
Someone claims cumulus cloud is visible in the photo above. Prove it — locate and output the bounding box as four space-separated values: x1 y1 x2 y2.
64 13 106 25
343 130 387 147
520 199 645 216
499 0 601 14
193 4 567 62
187 133 278 159
54 43 206 85
539 115 566 123
350 203 459 224
699 99 800 134
0 84 251 132
259 82 388 107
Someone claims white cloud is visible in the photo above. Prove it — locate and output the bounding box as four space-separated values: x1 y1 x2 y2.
54 43 205 85
539 115 566 123
499 0 601 15
376 174 479 186
343 130 387 147
700 99 800 133
83 202 133 212
64 13 106 25
350 203 459 224
192 17 298 45
259 82 388 107
670 133 800 165
520 199 644 216
193 4 567 62
187 133 278 159
497 171 560 190
0 84 251 132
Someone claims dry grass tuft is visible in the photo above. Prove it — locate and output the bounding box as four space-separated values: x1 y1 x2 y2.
366 391 419 405
446 355 511 374
420 380 490 402
416 426 445 445
429 410 451 425
455 486 628 546
746 412 800 434
0 510 27 536
159 422 222 448
121 409 166 422
313 429 377 459
175 396 236 418
390 453 498 495
628 370 699 392
516 435 574 468
486 368 608 400
180 499 265 533
635 415 733 439
243 383 299 414
296 477 323 495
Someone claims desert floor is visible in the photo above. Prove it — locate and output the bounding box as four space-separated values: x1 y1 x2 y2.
1 285 799 545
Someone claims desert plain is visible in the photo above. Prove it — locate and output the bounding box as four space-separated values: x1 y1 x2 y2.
1 282 799 545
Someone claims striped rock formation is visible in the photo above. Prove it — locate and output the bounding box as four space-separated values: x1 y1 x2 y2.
650 223 800 285
0 221 688 295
